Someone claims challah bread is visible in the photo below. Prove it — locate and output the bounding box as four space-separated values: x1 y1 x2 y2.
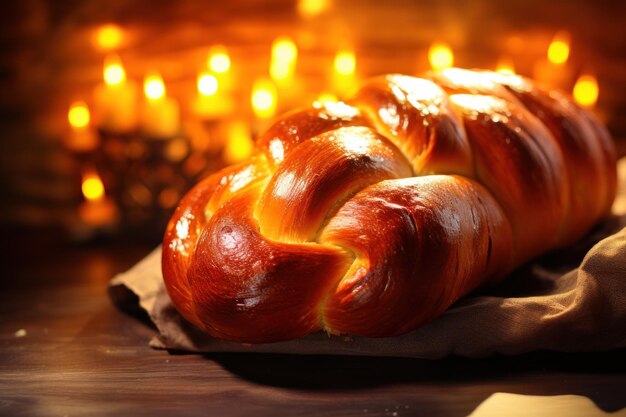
162 68 617 343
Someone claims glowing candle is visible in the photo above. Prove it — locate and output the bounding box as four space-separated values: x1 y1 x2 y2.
428 42 454 71
65 101 98 152
334 50 356 76
82 171 105 200
297 0 330 17
69 101 90 128
495 57 515 75
198 72 218 96
93 24 124 51
79 170 118 227
193 71 234 118
547 31 570 64
140 72 180 139
144 73 165 99
93 54 138 133
251 79 277 119
573 74 599 108
208 46 231 73
250 79 277 134
332 49 357 95
224 121 255 164
207 45 232 91
533 31 573 90
270 37 298 88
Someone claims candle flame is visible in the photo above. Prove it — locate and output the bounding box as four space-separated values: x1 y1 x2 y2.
270 37 298 82
197 72 218 96
428 42 454 71
334 50 356 76
272 37 298 62
94 24 123 51
224 121 254 163
103 54 126 86
297 0 330 17
547 31 570 64
208 46 231 74
495 57 515 75
573 74 599 107
82 171 105 202
251 79 277 118
144 73 165 101
68 101 90 128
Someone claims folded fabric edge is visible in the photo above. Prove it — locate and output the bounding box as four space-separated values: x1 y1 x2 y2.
108 227 626 358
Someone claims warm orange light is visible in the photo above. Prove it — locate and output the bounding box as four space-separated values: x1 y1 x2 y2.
429 42 454 71
251 79 277 118
547 31 570 64
315 92 338 105
270 37 298 82
94 24 123 50
495 57 515 75
297 0 330 17
224 121 255 163
334 50 356 76
82 171 105 202
158 188 180 209
144 73 165 101
272 37 298 63
197 72 218 96
68 101 90 128
573 74 599 107
103 54 126 86
208 46 231 74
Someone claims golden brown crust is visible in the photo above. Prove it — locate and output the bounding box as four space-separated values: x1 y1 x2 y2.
256 103 366 169
187 184 353 342
162 69 617 343
488 72 617 243
161 157 270 328
448 92 568 262
352 75 473 177
319 175 513 336
256 126 413 243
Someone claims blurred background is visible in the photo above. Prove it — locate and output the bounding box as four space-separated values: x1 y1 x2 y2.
0 0 625 244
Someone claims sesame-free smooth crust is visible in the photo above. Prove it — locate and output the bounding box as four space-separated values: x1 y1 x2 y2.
162 69 616 343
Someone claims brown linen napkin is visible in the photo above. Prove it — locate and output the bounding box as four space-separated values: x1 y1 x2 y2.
109 160 626 358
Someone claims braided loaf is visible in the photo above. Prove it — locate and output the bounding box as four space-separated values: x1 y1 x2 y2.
162 68 617 343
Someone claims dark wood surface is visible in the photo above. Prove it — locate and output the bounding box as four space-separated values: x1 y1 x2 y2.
1 228 625 417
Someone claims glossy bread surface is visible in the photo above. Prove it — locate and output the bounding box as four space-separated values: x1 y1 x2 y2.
163 69 617 343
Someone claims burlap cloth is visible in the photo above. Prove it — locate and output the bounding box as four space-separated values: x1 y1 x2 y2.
109 159 626 358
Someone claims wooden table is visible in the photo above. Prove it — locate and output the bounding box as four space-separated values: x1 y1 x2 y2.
1 228 625 416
